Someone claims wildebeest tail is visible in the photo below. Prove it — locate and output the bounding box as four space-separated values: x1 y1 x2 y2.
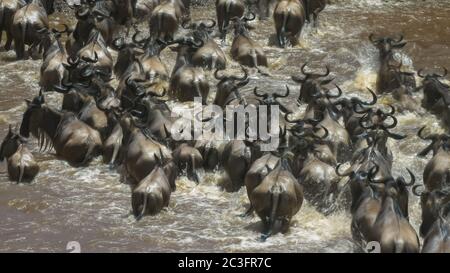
18 153 25 183
269 185 281 230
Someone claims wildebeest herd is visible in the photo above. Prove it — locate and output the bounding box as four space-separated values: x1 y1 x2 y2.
0 0 449 253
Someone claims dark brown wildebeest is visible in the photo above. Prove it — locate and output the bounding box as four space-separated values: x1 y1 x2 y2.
20 91 102 166
249 157 303 241
168 37 209 104
11 0 51 59
0 125 39 183
131 161 172 219
369 34 413 94
230 15 268 70
213 66 249 108
149 0 187 41
302 0 326 27
417 68 450 114
273 0 306 48
417 127 450 191
183 19 227 70
118 112 173 185
0 0 27 50
39 25 70 92
215 0 245 40
413 185 450 253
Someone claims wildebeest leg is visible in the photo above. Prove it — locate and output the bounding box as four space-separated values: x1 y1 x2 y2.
313 13 319 28
135 193 149 221
239 205 254 218
189 154 200 184
260 190 281 241
5 31 13 51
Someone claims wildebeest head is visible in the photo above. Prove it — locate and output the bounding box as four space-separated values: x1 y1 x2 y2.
252 85 290 112
370 165 416 219
413 185 450 236
333 88 378 121
214 66 249 106
20 90 46 138
167 36 204 57
418 67 450 106
417 126 450 157
0 125 27 161
38 24 71 56
182 18 216 41
292 63 335 104
369 34 407 58
230 13 256 37
336 164 380 212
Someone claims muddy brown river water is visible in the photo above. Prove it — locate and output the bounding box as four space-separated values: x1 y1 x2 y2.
0 0 449 252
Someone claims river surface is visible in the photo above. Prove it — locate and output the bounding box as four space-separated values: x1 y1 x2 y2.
0 0 449 252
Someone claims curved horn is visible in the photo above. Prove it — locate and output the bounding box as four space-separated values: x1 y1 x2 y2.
412 185 424 196
438 67 448 78
382 115 398 129
285 112 303 124
214 69 226 80
393 34 404 43
274 85 290 98
230 66 248 81
244 12 256 22
132 31 147 45
181 19 193 29
76 7 90 18
204 19 216 29
253 87 267 98
336 164 353 177
385 105 396 115
320 65 331 77
402 169 416 186
326 84 342 98
417 126 435 141
300 62 312 76
417 69 427 78
316 125 329 139
361 88 378 105
369 33 380 44
385 129 407 140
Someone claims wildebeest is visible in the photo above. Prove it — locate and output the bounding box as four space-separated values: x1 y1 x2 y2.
183 19 227 70
213 66 249 108
249 157 303 241
76 29 113 80
302 0 326 26
11 0 51 59
118 112 173 185
230 15 268 70
417 127 450 191
39 25 70 91
417 68 450 121
0 0 27 50
215 0 245 40
131 162 172 219
273 0 306 47
168 37 209 104
292 63 335 104
369 34 412 94
413 185 450 252
20 91 102 166
0 125 39 183
150 0 187 41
